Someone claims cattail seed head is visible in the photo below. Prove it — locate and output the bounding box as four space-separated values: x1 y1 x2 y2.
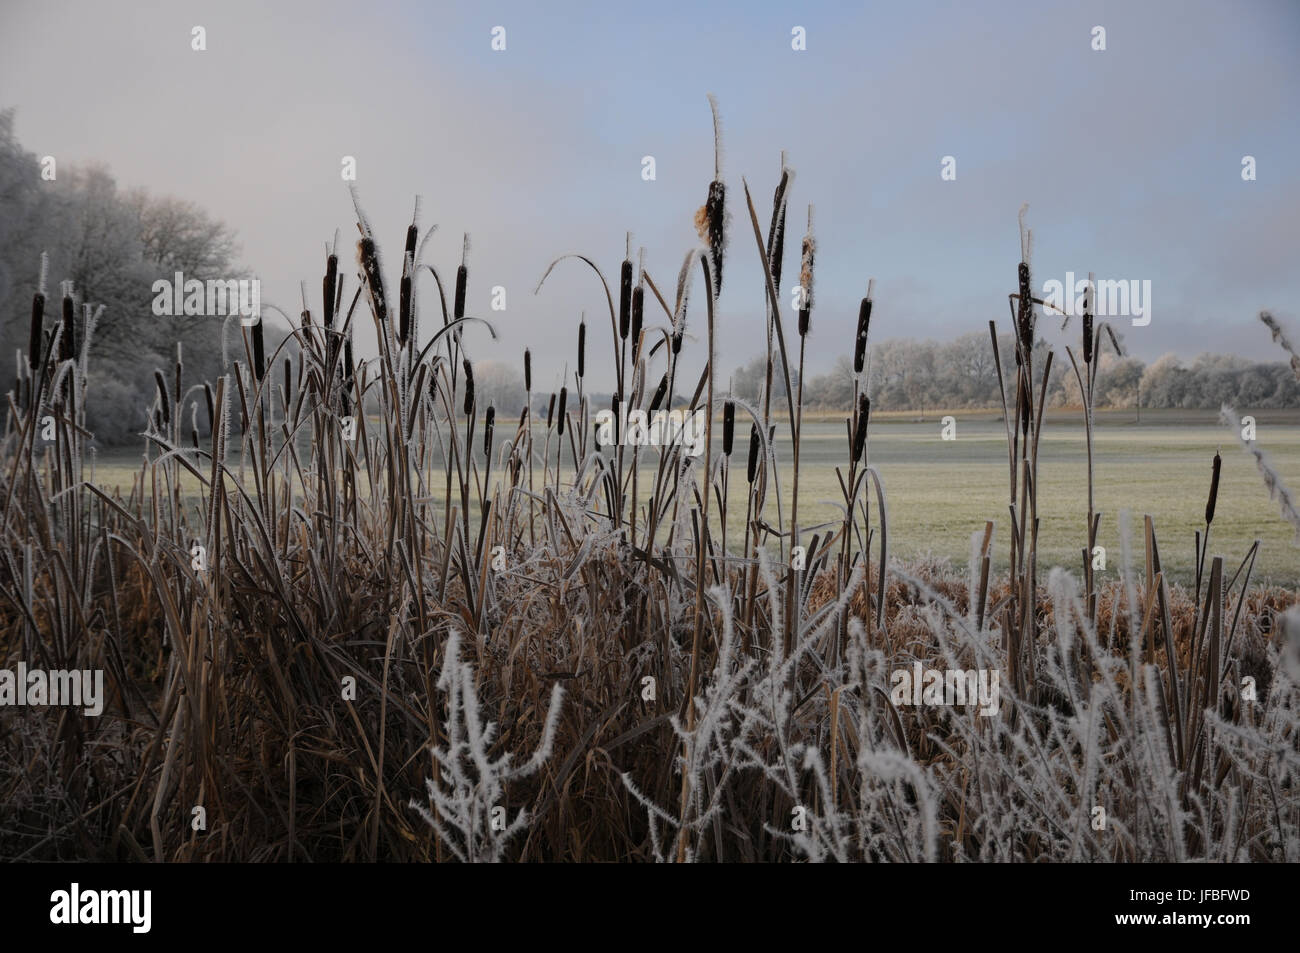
1206 451 1222 526
454 264 467 321
358 236 387 325
524 349 532 392
484 405 495 459
798 216 815 337
649 373 669 412
695 180 727 294
252 318 266 383
723 401 735 455
1016 260 1033 351
60 292 75 363
154 370 171 427
577 321 586 378
399 270 412 348
619 261 632 338
28 292 44 372
768 169 790 292
404 223 418 265
852 393 870 460
546 392 556 429
746 423 760 483
556 386 567 436
611 394 621 443
204 383 215 433
462 358 475 414
630 285 644 357
323 253 338 330
854 296 872 374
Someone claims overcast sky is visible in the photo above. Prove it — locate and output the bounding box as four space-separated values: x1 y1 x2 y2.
2 0 1297 391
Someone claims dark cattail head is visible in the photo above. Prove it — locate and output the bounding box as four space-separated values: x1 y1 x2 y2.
1082 273 1095 366
852 393 871 460
695 180 726 294
619 260 633 339
1016 260 1033 353
462 358 475 414
252 318 266 383
358 236 387 326
723 401 735 455
630 285 644 357
399 266 413 349
546 392 556 429
649 373 669 413
746 423 761 483
854 294 872 375
556 386 567 436
798 211 815 337
203 383 215 434
1206 451 1222 526
404 222 418 266
768 166 790 292
454 236 469 321
524 348 532 392
154 370 171 427
484 405 495 459
28 291 44 373
577 321 586 378
283 356 292 405
611 393 621 443
323 252 339 330
60 290 75 363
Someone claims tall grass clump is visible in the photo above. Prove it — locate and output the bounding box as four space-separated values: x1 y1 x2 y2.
1 100 1296 863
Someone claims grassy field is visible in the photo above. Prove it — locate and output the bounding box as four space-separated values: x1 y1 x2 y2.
81 406 1300 588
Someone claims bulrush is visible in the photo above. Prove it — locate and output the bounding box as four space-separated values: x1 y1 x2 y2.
797 207 815 337
28 290 43 373
399 219 418 347
154 370 171 428
854 281 874 374
252 316 266 383
462 358 475 414
323 251 338 331
524 348 532 392
852 393 870 461
577 320 586 378
1016 260 1033 360
1206 451 1222 526
546 392 555 430
454 234 469 321
1083 271 1095 365
358 236 387 327
694 94 727 294
723 400 735 455
59 287 75 363
484 405 495 459
649 373 669 413
619 257 632 340
630 281 644 358
556 386 567 436
746 422 760 483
